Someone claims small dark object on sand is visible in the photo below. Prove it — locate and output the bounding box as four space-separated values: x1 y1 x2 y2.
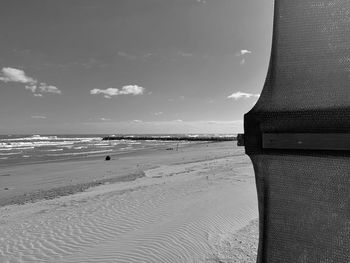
166 147 174 150
4 187 9 190
105 155 111 161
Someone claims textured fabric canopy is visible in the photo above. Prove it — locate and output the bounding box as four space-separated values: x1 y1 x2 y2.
244 1 350 262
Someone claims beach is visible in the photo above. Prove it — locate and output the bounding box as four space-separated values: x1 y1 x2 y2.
0 141 258 263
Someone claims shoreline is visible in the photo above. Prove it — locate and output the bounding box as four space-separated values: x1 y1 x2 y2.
0 141 237 207
0 140 209 169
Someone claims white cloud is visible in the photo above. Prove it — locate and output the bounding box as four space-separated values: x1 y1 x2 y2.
227 91 260 100
90 88 119 98
100 117 111 121
90 85 145 98
119 85 144 95
25 83 61 96
154 112 163 116
0 67 35 83
133 120 143 123
25 85 37 93
0 67 61 96
31 115 46 119
37 83 61 94
236 50 252 65
240 49 252 55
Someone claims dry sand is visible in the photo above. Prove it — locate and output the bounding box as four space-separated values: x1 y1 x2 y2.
0 142 258 263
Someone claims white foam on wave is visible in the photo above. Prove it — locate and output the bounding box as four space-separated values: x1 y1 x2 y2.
0 141 75 149
0 148 12 151
2 135 57 141
0 155 258 263
47 149 113 157
10 146 35 150
127 141 141 145
41 148 64 152
2 135 102 142
73 146 87 150
0 152 22 156
0 135 103 153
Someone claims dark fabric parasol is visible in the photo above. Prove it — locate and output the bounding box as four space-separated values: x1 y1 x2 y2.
244 1 350 262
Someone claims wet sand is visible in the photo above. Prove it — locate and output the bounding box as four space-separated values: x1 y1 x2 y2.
0 142 258 262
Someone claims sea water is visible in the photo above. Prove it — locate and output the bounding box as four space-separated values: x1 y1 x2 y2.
0 134 197 167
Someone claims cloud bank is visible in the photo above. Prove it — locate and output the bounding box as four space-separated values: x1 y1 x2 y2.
227 91 260 100
90 85 145 98
0 67 61 96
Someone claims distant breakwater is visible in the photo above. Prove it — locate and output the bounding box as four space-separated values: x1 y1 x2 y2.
102 136 236 142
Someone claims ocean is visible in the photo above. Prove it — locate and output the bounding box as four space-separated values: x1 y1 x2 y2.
0 134 222 167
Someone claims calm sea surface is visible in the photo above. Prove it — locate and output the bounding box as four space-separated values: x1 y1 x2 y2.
0 134 229 167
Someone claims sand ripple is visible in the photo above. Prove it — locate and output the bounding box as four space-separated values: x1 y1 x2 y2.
0 156 257 263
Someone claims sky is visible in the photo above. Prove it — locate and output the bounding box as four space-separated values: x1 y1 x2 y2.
0 0 274 134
